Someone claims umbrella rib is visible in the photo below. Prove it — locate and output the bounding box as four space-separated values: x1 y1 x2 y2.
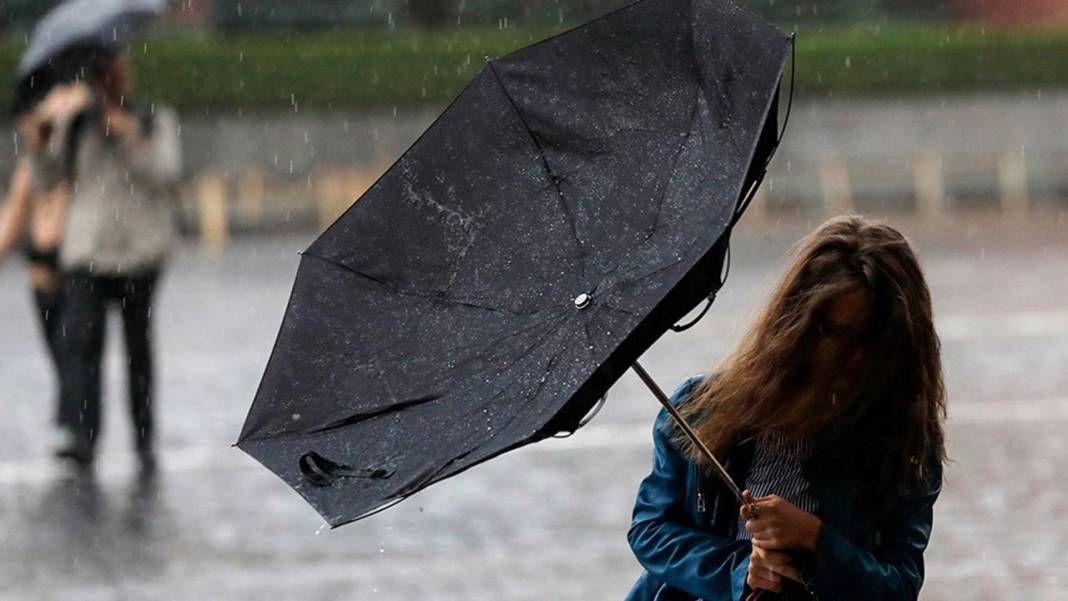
588 92 700 296
439 308 570 389
445 313 573 435
688 10 746 163
467 226 579 306
696 73 745 160
249 311 573 445
418 329 569 503
356 317 574 480
301 308 555 406
421 326 569 488
371 353 401 408
523 332 575 430
461 320 575 449
598 256 687 300
447 307 571 369
538 126 680 185
341 310 563 393
301 252 550 318
596 301 642 318
303 394 442 436
483 311 572 380
580 318 603 364
486 61 587 283
610 255 683 292
647 91 701 240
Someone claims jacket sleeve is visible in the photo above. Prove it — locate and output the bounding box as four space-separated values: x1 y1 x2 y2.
805 464 942 600
627 377 751 600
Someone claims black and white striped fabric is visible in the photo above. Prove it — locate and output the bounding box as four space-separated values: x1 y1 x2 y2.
736 430 819 541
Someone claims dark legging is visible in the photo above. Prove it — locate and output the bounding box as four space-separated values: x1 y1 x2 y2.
58 269 159 459
32 285 64 383
25 244 64 395
32 283 64 431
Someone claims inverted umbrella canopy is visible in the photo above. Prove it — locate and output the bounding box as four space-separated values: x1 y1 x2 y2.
238 0 793 527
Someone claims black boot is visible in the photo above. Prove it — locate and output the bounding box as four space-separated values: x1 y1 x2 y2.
137 443 157 479
54 444 94 472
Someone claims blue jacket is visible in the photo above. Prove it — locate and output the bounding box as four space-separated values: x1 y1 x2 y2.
625 376 942 601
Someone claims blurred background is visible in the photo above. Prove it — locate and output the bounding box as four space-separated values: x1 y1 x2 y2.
0 1 1065 600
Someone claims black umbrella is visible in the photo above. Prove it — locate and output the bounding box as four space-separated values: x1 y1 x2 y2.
238 0 793 528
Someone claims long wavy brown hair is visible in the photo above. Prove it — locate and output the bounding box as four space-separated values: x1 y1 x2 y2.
670 214 946 497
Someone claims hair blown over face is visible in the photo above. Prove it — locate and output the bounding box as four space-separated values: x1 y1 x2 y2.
671 214 946 496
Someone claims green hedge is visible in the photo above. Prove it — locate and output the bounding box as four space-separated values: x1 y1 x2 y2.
1 24 1066 112
795 24 1068 98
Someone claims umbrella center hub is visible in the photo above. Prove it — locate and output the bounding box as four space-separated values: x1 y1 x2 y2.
573 293 592 309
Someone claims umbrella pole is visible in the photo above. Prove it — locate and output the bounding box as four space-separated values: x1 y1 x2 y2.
630 361 758 517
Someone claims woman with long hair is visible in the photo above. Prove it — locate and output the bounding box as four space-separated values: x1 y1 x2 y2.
625 214 947 600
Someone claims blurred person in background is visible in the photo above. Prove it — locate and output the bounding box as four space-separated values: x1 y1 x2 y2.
0 84 89 447
29 48 181 473
626 215 947 600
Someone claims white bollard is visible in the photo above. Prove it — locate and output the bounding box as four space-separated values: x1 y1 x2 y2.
997 151 1029 215
913 151 945 217
819 153 853 214
197 171 229 253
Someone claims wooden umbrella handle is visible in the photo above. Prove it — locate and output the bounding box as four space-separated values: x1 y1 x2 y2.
630 361 761 519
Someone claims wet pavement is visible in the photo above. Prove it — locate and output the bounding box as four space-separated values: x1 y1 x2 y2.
0 210 1065 600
